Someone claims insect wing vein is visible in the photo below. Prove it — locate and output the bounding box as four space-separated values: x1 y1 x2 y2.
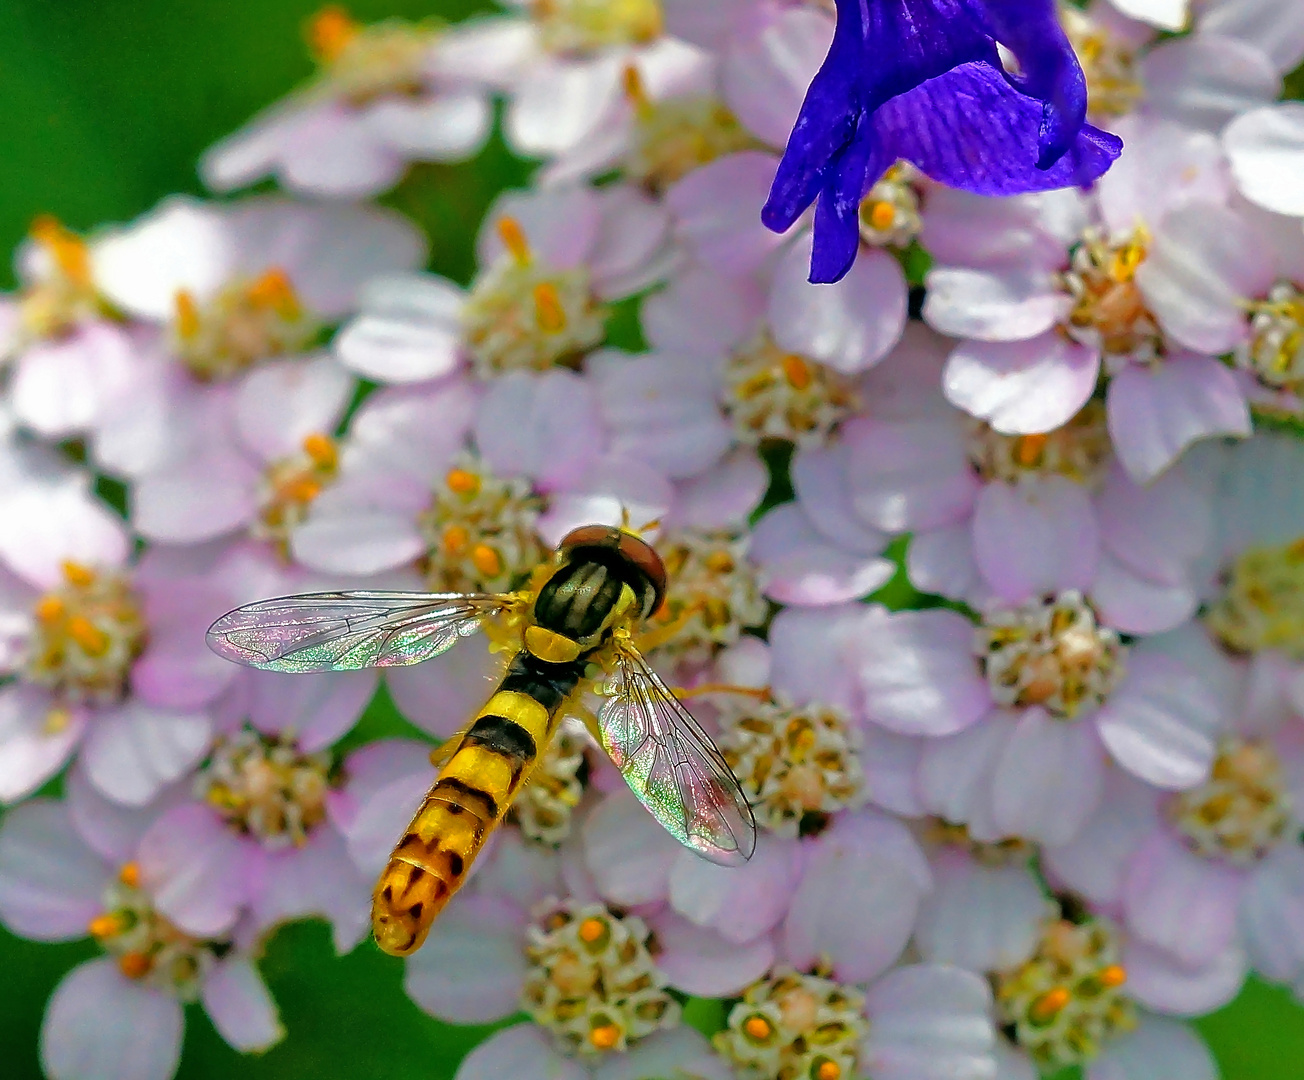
206 591 512 672
598 645 756 866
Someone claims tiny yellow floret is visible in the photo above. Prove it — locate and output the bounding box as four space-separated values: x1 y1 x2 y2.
589 1023 620 1050
533 282 567 333
578 917 606 944
866 200 896 232
61 561 96 588
1098 964 1127 988
445 468 481 496
471 544 503 578
120 861 141 888
497 216 532 264
118 951 152 979
1029 987 1072 1024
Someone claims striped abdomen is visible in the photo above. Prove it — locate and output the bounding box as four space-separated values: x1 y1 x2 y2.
371 650 584 956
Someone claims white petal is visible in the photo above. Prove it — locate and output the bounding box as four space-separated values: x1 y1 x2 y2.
923 267 1067 342
334 273 465 383
1202 0 1304 73
236 355 353 462
455 1023 587 1080
1141 35 1280 132
82 703 211 807
201 956 285 1052
0 798 109 940
916 856 1051 971
1223 103 1304 216
1086 1016 1216 1080
863 965 996 1080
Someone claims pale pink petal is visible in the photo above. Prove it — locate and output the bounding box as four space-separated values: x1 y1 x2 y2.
1107 353 1251 484
1202 0 1304 73
582 791 680 906
470 828 564 913
862 965 996 1080
782 810 930 982
1108 0 1186 30
671 450 768 530
475 370 604 490
1240 845 1304 983
1094 652 1220 790
768 237 907 372
13 323 135 438
915 853 1051 971
593 1027 733 1080
916 711 1012 841
1085 1016 1216 1080
1040 770 1159 906
138 803 250 937
81 702 211 807
201 956 285 1052
640 265 765 356
1135 203 1274 354
478 186 600 272
972 478 1099 603
245 668 376 751
861 726 926 816
273 105 407 199
334 738 430 835
1123 938 1247 1016
67 763 183 866
404 893 528 1023
943 334 1100 435
752 504 894 606
665 152 784 275
722 7 832 146
0 799 110 940
791 444 887 555
991 707 1105 846
993 1041 1038 1080
652 911 775 996
505 55 623 157
854 607 991 736
335 274 465 383
667 833 801 944
1140 35 1280 133
368 89 492 159
588 185 673 298
386 644 505 739
1097 463 1210 586
41 958 184 1080
250 829 370 952
0 684 82 804
768 603 869 713
0 474 130 591
535 455 673 547
455 1023 587 1080
291 502 426 576
921 188 1080 272
342 769 435 879
133 452 261 544
235 355 353 462
1123 830 1245 967
907 524 982 602
923 267 1067 342
1223 104 1304 216
843 417 978 532
1091 554 1199 635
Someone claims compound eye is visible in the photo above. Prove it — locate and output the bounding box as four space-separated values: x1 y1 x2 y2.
617 533 667 614
558 524 621 553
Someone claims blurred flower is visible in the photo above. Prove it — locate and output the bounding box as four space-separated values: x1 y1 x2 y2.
762 0 1123 283
0 798 283 1080
202 5 493 198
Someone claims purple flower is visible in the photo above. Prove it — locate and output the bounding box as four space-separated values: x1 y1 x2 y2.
762 0 1124 283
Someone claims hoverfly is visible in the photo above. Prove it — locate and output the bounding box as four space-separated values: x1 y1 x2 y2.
206 524 757 956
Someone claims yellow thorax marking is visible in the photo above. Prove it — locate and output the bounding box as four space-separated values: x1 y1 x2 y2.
524 625 583 664
479 689 551 744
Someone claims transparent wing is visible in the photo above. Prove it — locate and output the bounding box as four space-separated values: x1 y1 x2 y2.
206 591 514 672
598 641 756 866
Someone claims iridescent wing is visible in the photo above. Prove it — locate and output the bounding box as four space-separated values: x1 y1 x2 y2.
206 591 515 673
598 640 756 866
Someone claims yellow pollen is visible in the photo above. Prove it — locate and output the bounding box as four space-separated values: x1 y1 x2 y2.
30 214 92 286
1099 964 1127 988
445 468 481 496
246 268 300 317
302 432 337 469
174 289 201 340
578 917 605 944
622 63 651 113
120 862 141 888
705 550 735 574
497 216 532 264
781 353 813 390
1109 238 1146 283
280 476 323 504
34 595 65 623
866 200 896 232
66 615 110 656
743 1015 773 1041
1030 987 1072 1023
589 1023 620 1050
307 4 359 62
471 543 502 578
117 952 152 980
815 1061 842 1080
87 913 124 939
61 561 96 588
442 523 471 555
44 708 71 735
533 282 567 333
1014 433 1049 468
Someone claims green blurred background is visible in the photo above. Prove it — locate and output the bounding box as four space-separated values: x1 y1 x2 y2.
0 0 1302 1076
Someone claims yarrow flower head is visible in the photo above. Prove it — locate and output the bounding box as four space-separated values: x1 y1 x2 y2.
763 0 1124 283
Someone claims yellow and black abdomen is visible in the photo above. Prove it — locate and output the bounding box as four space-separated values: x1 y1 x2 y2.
371 650 585 956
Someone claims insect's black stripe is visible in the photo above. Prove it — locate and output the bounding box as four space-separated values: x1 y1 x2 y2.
430 776 499 820
499 651 585 714
534 559 625 641
464 714 539 763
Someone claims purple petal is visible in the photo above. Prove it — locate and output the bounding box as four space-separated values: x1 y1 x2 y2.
1123 938 1246 1017
201 956 285 1052
81 701 210 807
650 911 775 996
0 799 109 940
752 503 894 606
137 803 251 937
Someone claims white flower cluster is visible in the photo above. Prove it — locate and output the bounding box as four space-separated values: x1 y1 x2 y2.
1 2 1303 1080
